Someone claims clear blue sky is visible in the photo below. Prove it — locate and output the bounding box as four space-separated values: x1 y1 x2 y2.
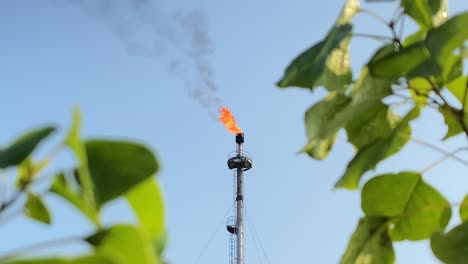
1 0 467 263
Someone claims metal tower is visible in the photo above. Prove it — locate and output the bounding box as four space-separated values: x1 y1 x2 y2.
227 133 252 264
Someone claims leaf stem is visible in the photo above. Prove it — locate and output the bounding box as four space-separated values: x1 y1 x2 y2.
421 147 468 174
360 8 391 29
0 236 83 262
352 33 393 42
409 137 468 167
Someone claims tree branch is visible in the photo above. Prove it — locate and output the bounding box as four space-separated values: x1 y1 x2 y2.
409 137 468 167
422 147 468 174
352 33 393 42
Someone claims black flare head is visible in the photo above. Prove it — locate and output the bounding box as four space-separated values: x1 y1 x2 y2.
235 133 244 144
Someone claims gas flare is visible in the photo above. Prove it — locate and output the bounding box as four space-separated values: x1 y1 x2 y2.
219 107 243 134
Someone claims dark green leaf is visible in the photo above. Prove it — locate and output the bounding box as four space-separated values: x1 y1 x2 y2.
0 126 55 169
86 225 160 264
335 107 420 189
277 24 352 90
85 140 158 207
345 103 400 150
431 221 468 264
302 68 393 159
277 0 359 91
425 12 468 60
361 172 451 241
403 30 427 47
50 173 100 225
460 194 468 222
24 192 51 225
126 178 166 255
340 217 394 264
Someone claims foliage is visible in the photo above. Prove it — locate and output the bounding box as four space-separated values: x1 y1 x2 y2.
0 108 166 264
278 0 468 263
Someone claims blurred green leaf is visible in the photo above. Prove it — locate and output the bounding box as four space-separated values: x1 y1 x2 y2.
86 225 160 264
0 126 55 169
50 173 100 226
339 217 394 264
335 107 419 190
85 140 158 207
459 194 468 222
126 178 166 255
408 77 433 104
15 158 49 188
401 0 441 30
447 76 468 107
431 221 468 264
24 192 51 225
361 172 451 241
65 108 95 208
439 105 466 140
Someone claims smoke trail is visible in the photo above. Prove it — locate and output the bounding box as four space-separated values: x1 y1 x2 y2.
68 0 222 119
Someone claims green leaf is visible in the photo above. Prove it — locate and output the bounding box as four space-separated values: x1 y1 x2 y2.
361 172 451 241
85 140 158 207
126 179 166 255
65 108 95 208
447 76 468 108
302 68 393 159
86 225 160 264
403 30 427 47
408 77 433 104
24 192 51 225
340 217 394 264
0 126 55 169
459 194 468 222
401 0 441 30
16 158 49 188
277 24 352 90
277 0 359 91
345 103 400 150
335 107 420 189
50 173 100 226
302 92 352 159
439 105 466 140
3 255 117 264
431 221 468 264
369 12 468 80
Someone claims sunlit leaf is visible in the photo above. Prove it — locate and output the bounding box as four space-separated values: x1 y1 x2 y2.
86 225 160 264
361 172 451 241
85 140 158 207
24 192 51 225
447 76 468 108
335 107 420 189
65 108 95 208
340 217 394 264
50 173 100 226
126 178 166 255
408 78 433 104
277 0 359 91
431 221 468 264
459 194 468 222
277 24 352 90
401 0 441 30
0 126 55 169
439 105 466 140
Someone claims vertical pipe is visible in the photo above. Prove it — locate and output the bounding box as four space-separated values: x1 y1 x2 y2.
236 167 244 264
236 137 244 264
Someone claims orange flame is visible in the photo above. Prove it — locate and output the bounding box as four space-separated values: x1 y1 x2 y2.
219 107 243 134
